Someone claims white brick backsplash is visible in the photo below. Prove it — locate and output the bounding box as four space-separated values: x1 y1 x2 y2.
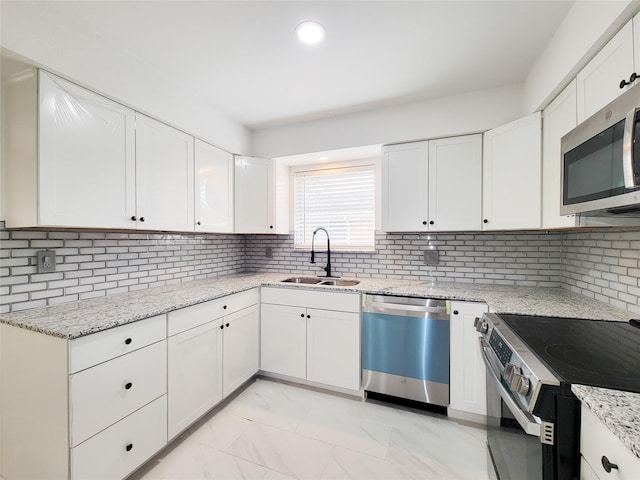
1 222 639 315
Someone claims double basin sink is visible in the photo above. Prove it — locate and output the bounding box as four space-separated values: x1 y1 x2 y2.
282 277 360 287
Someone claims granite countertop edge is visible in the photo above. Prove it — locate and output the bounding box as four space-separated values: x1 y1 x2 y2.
1 272 634 339
572 385 640 459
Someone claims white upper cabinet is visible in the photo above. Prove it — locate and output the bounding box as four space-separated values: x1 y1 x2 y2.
428 135 482 231
194 139 234 233
381 135 482 232
381 141 429 231
482 112 542 230
542 80 579 229
5 70 138 229
135 114 194 232
576 20 634 123
234 156 289 234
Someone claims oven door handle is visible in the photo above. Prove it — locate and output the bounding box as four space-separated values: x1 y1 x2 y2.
479 337 541 437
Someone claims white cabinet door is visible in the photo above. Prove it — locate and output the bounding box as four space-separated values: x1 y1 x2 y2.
428 135 482 231
576 21 634 123
542 80 579 229
194 139 234 233
306 308 360 391
167 320 223 440
482 112 542 230
260 303 307 379
135 113 194 231
234 156 272 233
38 71 136 229
222 304 260 398
449 301 488 417
381 141 429 231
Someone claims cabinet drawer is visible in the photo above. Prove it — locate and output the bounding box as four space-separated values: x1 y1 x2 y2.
69 341 167 446
581 404 640 479
168 288 259 336
261 287 360 313
71 395 167 480
70 314 166 373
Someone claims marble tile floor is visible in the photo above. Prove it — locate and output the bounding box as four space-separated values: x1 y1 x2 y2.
130 379 490 480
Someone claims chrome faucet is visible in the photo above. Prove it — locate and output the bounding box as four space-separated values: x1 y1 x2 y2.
310 227 336 277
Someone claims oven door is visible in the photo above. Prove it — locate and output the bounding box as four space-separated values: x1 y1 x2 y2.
479 338 548 480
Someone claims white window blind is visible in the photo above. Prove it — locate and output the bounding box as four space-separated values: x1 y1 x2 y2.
294 165 375 251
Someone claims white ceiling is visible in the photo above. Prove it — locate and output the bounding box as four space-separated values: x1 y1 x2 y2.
2 1 574 131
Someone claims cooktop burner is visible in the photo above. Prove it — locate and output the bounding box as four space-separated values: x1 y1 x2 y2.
500 314 640 393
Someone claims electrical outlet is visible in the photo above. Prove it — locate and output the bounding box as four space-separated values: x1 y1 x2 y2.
423 249 439 266
37 250 57 273
265 246 273 259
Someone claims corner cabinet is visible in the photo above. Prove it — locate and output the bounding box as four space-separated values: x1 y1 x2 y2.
135 114 194 231
194 139 234 233
260 287 361 392
482 112 542 230
234 156 289 234
381 134 482 232
542 80 579 229
5 69 138 229
448 301 488 421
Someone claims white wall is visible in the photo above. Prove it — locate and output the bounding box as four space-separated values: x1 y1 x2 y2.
0 1 250 155
523 0 639 113
251 84 524 158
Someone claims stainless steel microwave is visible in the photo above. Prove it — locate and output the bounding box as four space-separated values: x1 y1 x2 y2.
561 82 640 215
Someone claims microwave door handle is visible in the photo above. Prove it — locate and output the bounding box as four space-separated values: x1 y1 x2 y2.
623 107 637 189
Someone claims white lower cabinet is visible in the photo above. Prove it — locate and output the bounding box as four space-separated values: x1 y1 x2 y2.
71 395 167 480
167 289 259 439
448 301 488 419
167 319 223 440
260 287 361 392
580 404 640 480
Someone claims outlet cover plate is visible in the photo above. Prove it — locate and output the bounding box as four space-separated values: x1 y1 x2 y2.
423 250 439 266
37 250 57 273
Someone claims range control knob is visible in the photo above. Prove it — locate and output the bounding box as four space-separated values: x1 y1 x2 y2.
510 373 530 395
503 364 521 384
474 318 488 334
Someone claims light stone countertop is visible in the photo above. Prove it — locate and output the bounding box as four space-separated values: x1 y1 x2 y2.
572 385 640 459
1 272 633 339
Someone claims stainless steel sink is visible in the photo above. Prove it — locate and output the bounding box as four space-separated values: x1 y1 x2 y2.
281 277 322 284
319 279 360 287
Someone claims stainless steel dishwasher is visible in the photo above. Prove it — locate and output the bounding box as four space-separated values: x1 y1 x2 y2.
362 294 450 407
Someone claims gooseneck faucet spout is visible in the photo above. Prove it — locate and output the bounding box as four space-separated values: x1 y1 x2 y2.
310 227 334 277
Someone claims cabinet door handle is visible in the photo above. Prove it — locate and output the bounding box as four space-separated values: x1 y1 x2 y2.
139 217 145 222
422 221 427 225
620 72 638 89
130 216 137 221
125 338 132 345
453 310 459 315
223 305 227 310
300 313 305 318
269 225 274 229
226 323 230 328
220 325 224 330
306 314 311 319
601 456 618 473
197 221 201 226
483 219 488 224
429 220 434 225
126 443 133 452
125 382 133 390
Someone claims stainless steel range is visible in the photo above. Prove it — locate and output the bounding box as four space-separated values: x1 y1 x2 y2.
475 312 640 480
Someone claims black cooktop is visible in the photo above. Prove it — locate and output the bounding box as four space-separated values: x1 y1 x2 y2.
500 314 640 394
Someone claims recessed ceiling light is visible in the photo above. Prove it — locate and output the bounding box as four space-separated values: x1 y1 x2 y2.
296 21 326 45
319 156 329 161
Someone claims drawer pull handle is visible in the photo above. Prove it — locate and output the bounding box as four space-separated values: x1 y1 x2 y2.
226 323 230 328
125 382 133 390
223 305 227 310
125 338 132 345
220 325 224 329
601 456 618 473
126 443 133 452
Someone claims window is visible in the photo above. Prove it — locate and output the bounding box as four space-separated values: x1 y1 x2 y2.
294 165 375 251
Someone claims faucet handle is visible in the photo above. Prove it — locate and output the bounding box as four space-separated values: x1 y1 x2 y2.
310 250 315 264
